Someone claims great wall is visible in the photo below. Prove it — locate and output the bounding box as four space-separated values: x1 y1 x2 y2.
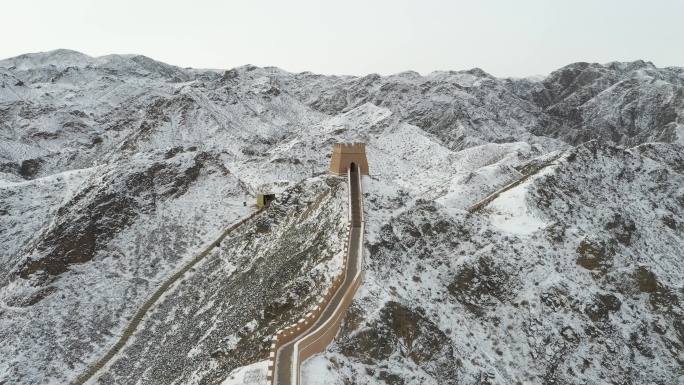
70 143 367 385
268 154 366 385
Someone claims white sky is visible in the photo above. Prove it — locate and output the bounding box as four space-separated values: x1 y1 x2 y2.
1 0 682 78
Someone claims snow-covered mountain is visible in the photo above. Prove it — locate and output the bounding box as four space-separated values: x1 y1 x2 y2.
1 49 683 384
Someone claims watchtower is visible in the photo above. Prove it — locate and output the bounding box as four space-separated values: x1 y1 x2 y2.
329 142 369 176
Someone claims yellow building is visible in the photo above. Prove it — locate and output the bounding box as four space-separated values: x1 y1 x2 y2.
257 194 276 207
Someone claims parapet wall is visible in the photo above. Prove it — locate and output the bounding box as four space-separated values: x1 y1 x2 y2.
295 223 364 370
266 223 353 384
266 168 364 385
332 142 366 154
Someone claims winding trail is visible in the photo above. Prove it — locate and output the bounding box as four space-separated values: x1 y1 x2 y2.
467 153 562 213
272 166 364 385
71 208 264 385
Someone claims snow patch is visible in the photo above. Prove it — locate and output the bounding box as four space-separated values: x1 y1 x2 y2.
220 360 268 385
486 172 551 236
675 123 684 145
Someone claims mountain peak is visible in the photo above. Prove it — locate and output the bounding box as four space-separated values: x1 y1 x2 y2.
0 49 94 70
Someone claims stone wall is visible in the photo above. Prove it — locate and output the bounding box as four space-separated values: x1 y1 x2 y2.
265 223 353 384
294 225 364 367
266 168 364 385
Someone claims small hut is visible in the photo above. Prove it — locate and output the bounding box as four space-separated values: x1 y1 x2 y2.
257 193 276 207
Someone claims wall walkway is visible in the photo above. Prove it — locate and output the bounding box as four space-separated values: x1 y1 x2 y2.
268 167 364 385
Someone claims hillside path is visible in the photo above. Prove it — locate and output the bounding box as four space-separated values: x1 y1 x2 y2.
467 153 563 213
71 208 264 385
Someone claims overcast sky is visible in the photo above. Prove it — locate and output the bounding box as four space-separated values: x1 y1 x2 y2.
1 0 682 78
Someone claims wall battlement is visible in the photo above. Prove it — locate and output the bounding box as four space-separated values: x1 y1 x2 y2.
332 142 366 154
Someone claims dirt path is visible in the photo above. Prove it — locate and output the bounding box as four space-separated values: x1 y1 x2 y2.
467 153 563 213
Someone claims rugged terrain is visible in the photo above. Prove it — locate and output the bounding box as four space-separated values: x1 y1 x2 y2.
1 49 683 384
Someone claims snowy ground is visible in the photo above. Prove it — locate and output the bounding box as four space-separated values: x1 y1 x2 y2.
220 361 268 385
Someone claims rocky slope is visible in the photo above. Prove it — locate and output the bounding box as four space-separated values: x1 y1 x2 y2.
303 140 684 384
1 49 683 384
